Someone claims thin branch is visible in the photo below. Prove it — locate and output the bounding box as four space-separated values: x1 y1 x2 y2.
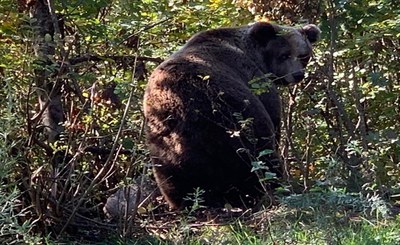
83 146 133 155
116 17 173 48
58 51 141 237
46 0 65 57
69 54 163 65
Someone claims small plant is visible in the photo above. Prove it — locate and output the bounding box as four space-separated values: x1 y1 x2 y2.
183 187 206 215
251 149 278 181
249 73 274 95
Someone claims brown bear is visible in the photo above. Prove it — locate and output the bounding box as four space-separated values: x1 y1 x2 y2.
143 22 320 209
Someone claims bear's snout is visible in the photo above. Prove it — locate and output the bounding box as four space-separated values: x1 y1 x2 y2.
292 71 305 83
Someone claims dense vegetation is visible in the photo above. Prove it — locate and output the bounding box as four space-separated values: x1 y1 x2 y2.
0 0 399 243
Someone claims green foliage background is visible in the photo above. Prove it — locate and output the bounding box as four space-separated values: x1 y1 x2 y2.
0 0 399 242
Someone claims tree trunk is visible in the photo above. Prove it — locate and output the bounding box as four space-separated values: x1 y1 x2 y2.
29 0 64 143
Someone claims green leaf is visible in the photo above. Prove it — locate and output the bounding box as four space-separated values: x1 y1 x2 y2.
258 149 274 158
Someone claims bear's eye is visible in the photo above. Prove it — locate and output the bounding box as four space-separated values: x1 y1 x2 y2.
298 54 311 66
279 54 291 61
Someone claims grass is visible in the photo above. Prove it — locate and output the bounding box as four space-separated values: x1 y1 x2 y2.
2 176 398 245
46 193 400 245
115 214 400 245
171 209 400 245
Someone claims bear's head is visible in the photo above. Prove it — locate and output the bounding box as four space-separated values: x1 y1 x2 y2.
249 22 321 85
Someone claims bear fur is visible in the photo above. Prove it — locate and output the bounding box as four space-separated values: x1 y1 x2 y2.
143 22 320 209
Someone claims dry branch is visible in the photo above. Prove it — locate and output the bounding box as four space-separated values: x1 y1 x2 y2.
69 54 163 65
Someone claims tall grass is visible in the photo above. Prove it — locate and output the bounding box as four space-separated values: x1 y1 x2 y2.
0 80 39 244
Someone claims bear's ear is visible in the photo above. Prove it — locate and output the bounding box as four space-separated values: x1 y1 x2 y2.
300 24 321 44
249 22 277 45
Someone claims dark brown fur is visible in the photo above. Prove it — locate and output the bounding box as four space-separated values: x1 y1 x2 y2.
143 22 320 209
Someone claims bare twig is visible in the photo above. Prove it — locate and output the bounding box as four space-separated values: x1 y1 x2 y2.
69 54 163 65
58 43 143 238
